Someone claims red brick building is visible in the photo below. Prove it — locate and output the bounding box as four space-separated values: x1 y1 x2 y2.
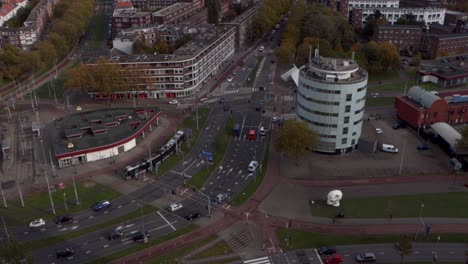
396 86 468 130
112 8 152 36
152 0 204 25
374 25 422 52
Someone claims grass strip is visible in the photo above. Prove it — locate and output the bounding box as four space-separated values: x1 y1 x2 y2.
310 192 468 218
155 108 209 177
187 117 234 189
246 56 264 87
230 134 270 206
365 97 395 107
24 205 157 252
368 70 399 83
87 224 199 264
143 235 217 264
190 240 234 259
368 81 407 92
277 228 468 250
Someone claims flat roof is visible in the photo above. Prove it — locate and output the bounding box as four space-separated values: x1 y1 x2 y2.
153 3 190 17
53 107 160 156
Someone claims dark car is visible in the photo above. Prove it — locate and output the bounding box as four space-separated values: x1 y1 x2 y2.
223 104 229 111
55 215 74 224
417 144 430 151
318 246 337 255
108 230 124 241
392 122 406 129
56 248 74 259
93 200 111 212
218 97 224 103
132 231 150 242
184 212 201 221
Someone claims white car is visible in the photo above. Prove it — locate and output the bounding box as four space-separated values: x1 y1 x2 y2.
247 160 258 172
272 116 281 123
29 218 45 228
227 76 233 82
168 100 179 105
168 203 183 213
258 46 265 52
376 128 383 134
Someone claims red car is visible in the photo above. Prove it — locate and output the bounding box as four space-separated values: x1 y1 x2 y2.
324 254 343 264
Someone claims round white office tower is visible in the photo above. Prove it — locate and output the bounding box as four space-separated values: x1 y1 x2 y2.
296 51 368 154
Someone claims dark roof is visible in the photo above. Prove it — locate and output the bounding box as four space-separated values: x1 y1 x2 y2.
377 25 422 30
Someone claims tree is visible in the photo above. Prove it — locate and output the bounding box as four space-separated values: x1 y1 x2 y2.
362 10 388 38
362 41 382 73
65 63 91 91
396 235 413 264
153 41 171 54
207 0 221 24
380 42 400 71
276 119 319 165
0 237 34 264
457 126 468 150
411 52 421 66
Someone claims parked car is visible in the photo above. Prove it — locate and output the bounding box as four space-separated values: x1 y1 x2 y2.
272 116 281 123
381 144 399 153
132 231 150 242
392 122 406 129
317 246 337 255
168 100 179 105
184 212 200 221
93 200 111 212
108 230 124 241
258 46 265 52
56 248 74 259
29 218 46 228
441 58 449 63
248 160 258 172
55 215 74 224
355 252 377 263
223 104 230 111
367 113 381 120
168 203 183 213
214 193 228 203
218 97 224 103
324 254 343 264
375 128 383 134
227 76 233 82
417 144 430 151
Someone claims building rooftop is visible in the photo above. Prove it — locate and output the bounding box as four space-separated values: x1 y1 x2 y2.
377 24 423 29
153 3 191 17
113 8 150 18
407 86 440 108
420 64 468 79
52 107 160 156
301 56 368 84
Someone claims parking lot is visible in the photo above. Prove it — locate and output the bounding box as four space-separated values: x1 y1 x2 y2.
281 117 451 180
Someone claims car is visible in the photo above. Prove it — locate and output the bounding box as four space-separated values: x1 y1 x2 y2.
441 58 449 63
317 246 337 255
55 215 74 224
168 100 179 105
375 128 383 134
218 97 224 103
223 104 229 111
227 76 233 82
56 248 74 259
184 212 200 221
417 144 430 151
29 218 45 228
248 63 254 68
132 231 150 242
275 24 280 29
367 113 381 120
259 46 264 52
392 122 406 129
271 29 276 34
355 252 377 263
382 144 399 153
168 203 183 212
108 230 124 241
93 200 111 211
324 254 343 264
259 126 267 136
272 116 281 123
215 193 228 203
232 71 237 75
248 160 258 172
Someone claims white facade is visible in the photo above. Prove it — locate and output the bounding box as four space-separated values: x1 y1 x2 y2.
296 54 368 154
359 7 446 26
0 0 28 27
349 0 399 9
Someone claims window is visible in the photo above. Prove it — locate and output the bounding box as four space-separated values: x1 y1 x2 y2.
342 138 347 144
343 127 348 134
346 94 352 102
344 116 350 124
345 105 351 113
351 139 356 145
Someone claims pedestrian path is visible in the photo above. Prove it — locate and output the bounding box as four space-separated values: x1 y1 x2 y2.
224 89 240 95
243 256 271 264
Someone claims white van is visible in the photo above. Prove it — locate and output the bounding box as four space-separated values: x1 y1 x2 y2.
248 160 258 172
381 144 399 153
259 127 267 136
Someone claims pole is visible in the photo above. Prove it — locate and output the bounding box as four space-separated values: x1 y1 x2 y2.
66 93 70 109
63 193 68 213
72 173 80 206
43 165 56 215
1 216 9 243
33 90 38 107
52 79 58 105
49 150 56 178
196 104 199 130
30 92 35 113
399 140 406 175
16 181 24 208
0 182 7 208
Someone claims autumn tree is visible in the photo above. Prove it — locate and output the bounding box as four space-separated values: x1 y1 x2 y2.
154 41 172 54
457 126 468 150
64 63 92 91
0 237 34 264
380 42 400 71
296 37 320 65
411 52 422 66
362 41 382 73
207 0 221 24
363 10 389 38
276 119 319 165
396 235 413 264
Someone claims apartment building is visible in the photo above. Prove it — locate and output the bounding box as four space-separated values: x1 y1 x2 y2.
89 25 236 99
420 32 468 58
130 0 178 10
374 24 422 51
112 7 152 35
152 0 204 25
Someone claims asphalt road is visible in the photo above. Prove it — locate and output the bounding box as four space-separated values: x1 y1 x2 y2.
247 243 468 264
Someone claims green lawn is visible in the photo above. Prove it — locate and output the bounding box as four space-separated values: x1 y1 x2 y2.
155 108 209 177
365 97 395 107
190 239 234 259
88 224 199 264
230 135 270 206
0 181 121 226
368 70 399 83
187 117 234 189
277 228 468 250
310 192 468 218
419 82 444 91
86 15 108 50
368 81 408 92
23 205 157 252
246 57 263 87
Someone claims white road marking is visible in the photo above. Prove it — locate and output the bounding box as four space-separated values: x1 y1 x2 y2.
314 249 324 264
58 228 68 232
157 211 176 231
414 251 420 254
131 200 136 203
147 221 178 232
71 226 78 230
180 188 188 196
344 254 350 256
103 244 109 248
23 231 29 235
235 182 238 185
89 216 94 219
104 211 109 214
86 251 92 254
379 252 385 254
450 252 455 254
123 240 132 245
118 205 122 209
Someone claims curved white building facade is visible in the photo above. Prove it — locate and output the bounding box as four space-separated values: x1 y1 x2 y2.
296 55 368 154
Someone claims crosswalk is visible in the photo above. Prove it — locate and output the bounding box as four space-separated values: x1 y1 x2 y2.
252 87 258 92
224 89 239 94
244 256 271 264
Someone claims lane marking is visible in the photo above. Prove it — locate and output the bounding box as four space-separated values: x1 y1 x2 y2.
103 244 109 248
147 221 178 233
157 211 176 231
118 205 122 209
86 251 92 254
314 249 324 264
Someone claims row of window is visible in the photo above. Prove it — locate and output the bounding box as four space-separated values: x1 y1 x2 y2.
300 82 341 94
297 102 339 117
297 91 339 105
298 114 338 128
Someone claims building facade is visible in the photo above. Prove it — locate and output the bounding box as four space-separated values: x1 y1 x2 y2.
374 24 422 51
220 2 261 49
90 25 236 99
348 0 399 9
420 32 468 58
419 63 468 87
112 7 152 36
395 86 468 130
130 0 178 10
152 0 204 25
296 52 368 154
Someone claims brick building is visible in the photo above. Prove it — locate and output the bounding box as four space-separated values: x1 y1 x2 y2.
152 0 204 25
374 24 422 52
112 7 152 36
129 0 178 10
420 32 468 58
396 86 468 130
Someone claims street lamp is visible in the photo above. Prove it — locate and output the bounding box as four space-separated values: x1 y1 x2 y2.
63 193 68 213
433 235 440 264
415 203 425 240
